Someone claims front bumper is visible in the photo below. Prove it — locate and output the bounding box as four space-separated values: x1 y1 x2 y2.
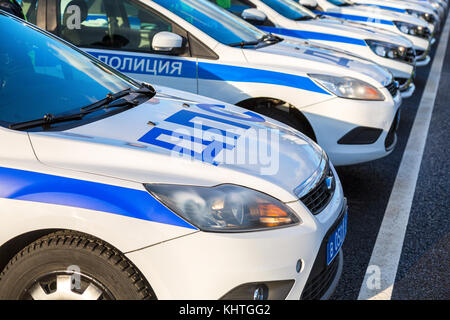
416 54 431 67
126 173 346 300
398 68 416 98
300 89 402 166
400 82 416 98
369 54 415 82
416 40 432 67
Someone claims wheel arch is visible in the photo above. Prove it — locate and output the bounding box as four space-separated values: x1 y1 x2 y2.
0 229 61 273
236 96 317 142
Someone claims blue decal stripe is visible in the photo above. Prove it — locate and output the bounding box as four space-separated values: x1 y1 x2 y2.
315 11 394 25
0 167 196 229
259 26 367 46
88 51 330 94
198 62 331 95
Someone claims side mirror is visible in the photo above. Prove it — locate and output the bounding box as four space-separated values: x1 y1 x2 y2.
241 8 268 26
299 0 318 10
152 31 184 52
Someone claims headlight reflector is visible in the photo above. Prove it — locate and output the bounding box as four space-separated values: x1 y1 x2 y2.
406 9 423 19
394 21 430 38
365 40 411 63
145 184 300 232
309 74 384 101
366 40 404 58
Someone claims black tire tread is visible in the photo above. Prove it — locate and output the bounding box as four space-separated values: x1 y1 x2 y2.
0 230 155 300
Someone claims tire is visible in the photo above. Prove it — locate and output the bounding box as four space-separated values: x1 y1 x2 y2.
238 99 316 141
0 231 155 300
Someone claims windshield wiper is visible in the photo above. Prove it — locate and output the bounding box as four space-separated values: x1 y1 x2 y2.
9 83 155 131
81 83 155 112
229 34 282 48
9 99 139 131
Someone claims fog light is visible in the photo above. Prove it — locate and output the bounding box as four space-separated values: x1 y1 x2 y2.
253 285 268 300
220 280 295 300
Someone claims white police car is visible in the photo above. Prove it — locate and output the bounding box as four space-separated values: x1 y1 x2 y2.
33 0 402 166
0 10 347 300
211 0 416 97
351 0 440 33
413 0 447 20
301 0 433 65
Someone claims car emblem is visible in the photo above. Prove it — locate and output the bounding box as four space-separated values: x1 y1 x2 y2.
326 176 334 190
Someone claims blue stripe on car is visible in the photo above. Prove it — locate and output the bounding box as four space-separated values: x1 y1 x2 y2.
197 62 331 94
0 167 196 229
86 51 330 95
314 11 395 25
258 26 367 46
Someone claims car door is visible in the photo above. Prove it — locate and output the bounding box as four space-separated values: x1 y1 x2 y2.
48 0 198 93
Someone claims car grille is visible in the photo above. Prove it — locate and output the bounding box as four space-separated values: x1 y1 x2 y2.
416 49 426 60
301 252 340 300
385 81 399 97
424 14 435 24
404 47 416 64
300 164 335 215
385 109 400 150
300 202 347 300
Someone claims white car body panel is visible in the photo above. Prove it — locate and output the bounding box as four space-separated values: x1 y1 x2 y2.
77 0 401 166
228 0 415 94
313 0 432 60
352 0 440 30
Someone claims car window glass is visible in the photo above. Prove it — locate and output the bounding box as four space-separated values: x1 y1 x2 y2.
153 0 266 45
259 0 315 20
21 0 38 24
0 13 136 125
58 0 175 54
212 0 253 16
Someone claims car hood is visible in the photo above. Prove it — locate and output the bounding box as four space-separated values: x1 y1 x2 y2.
249 38 392 86
333 6 429 27
355 1 437 15
28 86 324 202
300 17 413 47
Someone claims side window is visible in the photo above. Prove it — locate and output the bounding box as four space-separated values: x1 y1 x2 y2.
21 0 38 24
57 0 178 54
121 0 173 52
212 0 254 16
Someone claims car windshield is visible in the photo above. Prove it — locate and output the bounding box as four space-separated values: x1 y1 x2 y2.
0 13 139 127
259 0 316 20
327 0 354 7
152 0 267 45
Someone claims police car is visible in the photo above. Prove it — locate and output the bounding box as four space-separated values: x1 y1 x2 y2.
351 0 440 33
31 0 402 166
413 0 447 20
211 0 416 98
0 10 348 300
300 0 433 66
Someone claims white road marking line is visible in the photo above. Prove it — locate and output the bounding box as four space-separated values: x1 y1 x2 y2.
357 14 450 301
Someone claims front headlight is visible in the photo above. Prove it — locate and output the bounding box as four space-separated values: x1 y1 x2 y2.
431 2 441 10
145 184 301 232
308 74 384 101
394 21 430 38
406 9 435 23
365 40 408 60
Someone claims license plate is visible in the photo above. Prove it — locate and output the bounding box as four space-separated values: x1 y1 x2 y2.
326 210 348 265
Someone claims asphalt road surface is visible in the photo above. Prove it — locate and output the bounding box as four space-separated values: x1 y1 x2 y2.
331 19 450 300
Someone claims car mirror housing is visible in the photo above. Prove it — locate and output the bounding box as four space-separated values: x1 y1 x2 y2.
241 8 268 26
152 31 184 52
299 0 318 10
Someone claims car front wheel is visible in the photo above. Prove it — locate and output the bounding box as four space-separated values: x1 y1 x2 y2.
0 231 155 300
